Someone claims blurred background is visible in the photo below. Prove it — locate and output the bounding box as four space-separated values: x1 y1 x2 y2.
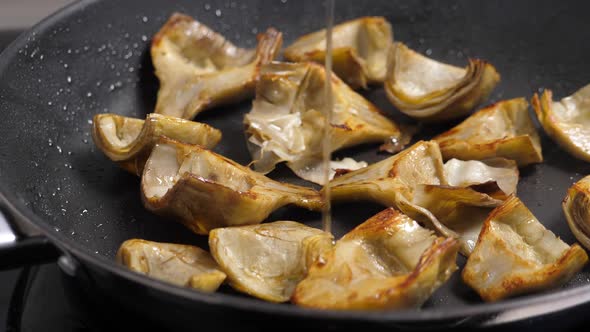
0 0 73 29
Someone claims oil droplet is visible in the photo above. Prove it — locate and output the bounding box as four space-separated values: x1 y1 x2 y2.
426 49 433 55
87 92 92 97
215 9 222 17
141 35 148 42
56 145 62 154
204 3 211 10
67 76 72 84
142 16 148 23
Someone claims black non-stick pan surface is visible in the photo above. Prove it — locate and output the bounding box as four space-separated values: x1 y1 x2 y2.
2 0 590 329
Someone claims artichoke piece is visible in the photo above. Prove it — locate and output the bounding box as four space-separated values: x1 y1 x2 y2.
434 98 543 167
563 175 590 250
141 138 322 235
444 158 518 200
463 196 588 302
244 61 402 184
92 113 221 175
409 185 503 256
532 84 590 162
384 42 500 123
117 239 226 292
328 140 446 206
284 17 392 89
152 13 282 119
209 221 333 302
292 208 459 309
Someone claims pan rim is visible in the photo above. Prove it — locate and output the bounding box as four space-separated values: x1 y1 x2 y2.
1 0 589 324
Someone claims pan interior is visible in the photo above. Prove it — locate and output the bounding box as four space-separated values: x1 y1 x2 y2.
1 0 590 314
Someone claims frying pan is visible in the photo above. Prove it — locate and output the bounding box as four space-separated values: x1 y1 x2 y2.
2 0 590 329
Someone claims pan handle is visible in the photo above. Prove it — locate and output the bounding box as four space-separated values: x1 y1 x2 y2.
0 201 60 270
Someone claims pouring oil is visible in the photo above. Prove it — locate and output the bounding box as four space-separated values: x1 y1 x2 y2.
321 0 335 234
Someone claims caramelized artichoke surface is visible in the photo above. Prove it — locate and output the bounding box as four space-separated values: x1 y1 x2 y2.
209 221 333 302
434 98 543 166
244 61 402 184
92 113 221 175
152 13 282 119
117 239 226 292
409 185 502 255
533 84 590 162
384 42 500 122
141 138 322 235
444 158 518 200
563 175 590 251
327 140 446 206
292 208 459 309
463 196 588 301
284 17 392 89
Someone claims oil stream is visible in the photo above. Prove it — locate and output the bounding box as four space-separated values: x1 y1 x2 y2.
321 0 335 234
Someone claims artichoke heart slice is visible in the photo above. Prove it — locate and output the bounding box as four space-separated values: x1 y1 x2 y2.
532 85 590 162
152 13 282 119
92 113 221 175
141 138 322 235
209 221 333 302
117 239 226 292
407 185 503 256
563 175 590 251
284 17 393 89
327 140 447 207
384 42 500 123
444 158 518 200
244 61 402 184
434 98 543 167
463 196 588 302
292 208 459 309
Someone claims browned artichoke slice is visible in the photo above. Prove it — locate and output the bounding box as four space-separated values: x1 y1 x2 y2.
444 158 518 200
92 113 221 175
327 140 446 207
141 138 322 235
292 208 459 309
284 17 392 89
463 196 588 302
384 42 500 122
434 98 543 166
152 13 282 119
244 61 402 184
209 221 333 302
563 175 590 250
117 239 226 292
408 185 503 256
532 85 590 162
